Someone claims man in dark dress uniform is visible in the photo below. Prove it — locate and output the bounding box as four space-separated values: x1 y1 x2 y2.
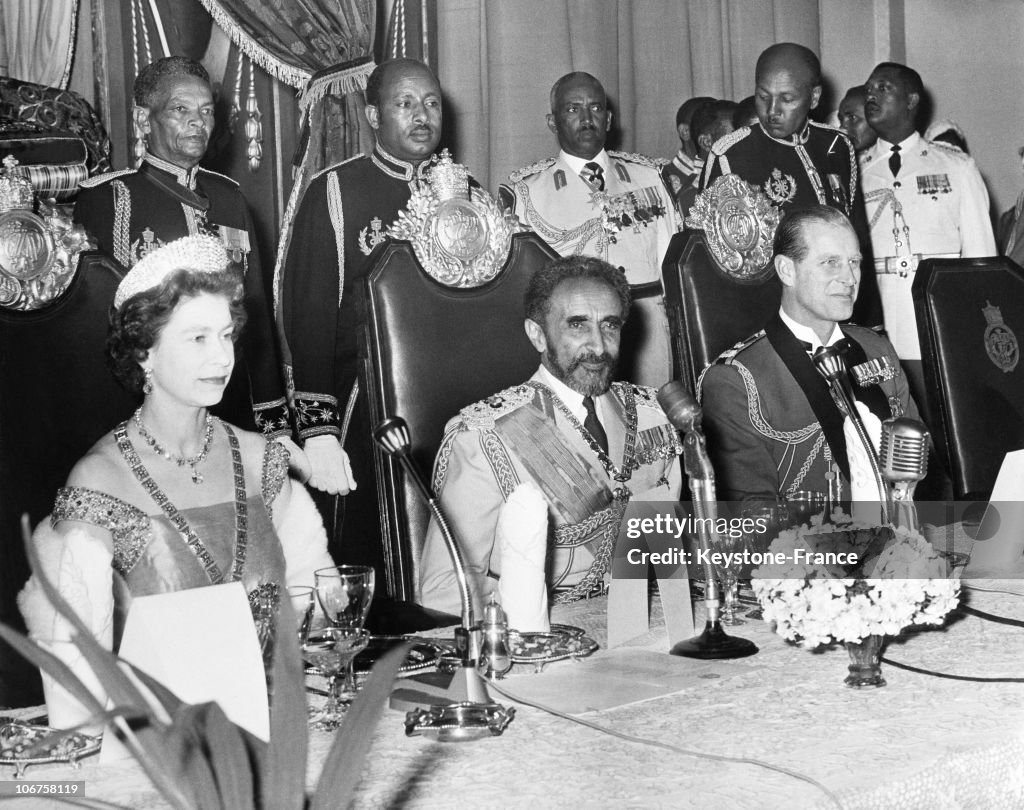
277 59 442 582
74 56 292 442
700 42 877 325
699 207 917 508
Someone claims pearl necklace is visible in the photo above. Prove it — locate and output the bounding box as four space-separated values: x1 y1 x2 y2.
133 408 214 485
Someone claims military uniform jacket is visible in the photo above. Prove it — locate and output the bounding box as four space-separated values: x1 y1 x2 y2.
75 153 289 437
418 372 683 616
861 133 996 360
661 151 702 214
698 314 917 505
499 150 680 284
701 121 857 217
278 145 430 440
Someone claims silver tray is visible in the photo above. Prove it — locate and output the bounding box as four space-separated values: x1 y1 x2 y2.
405 701 515 741
0 722 100 777
510 623 599 670
305 635 445 678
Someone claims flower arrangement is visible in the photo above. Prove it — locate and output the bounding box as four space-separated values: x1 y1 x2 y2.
751 513 960 649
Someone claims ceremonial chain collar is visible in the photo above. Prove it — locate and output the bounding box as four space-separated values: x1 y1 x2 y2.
133 408 215 485
115 419 248 585
527 381 639 496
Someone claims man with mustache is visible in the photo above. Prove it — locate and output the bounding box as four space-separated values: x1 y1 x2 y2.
277 58 443 581
499 72 680 390
75 56 290 443
419 256 683 615
699 206 918 508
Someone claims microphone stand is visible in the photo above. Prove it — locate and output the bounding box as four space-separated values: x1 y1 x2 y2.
373 417 490 709
661 388 758 659
812 345 892 526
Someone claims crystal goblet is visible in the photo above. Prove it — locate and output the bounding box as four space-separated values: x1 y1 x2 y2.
302 627 370 731
314 566 375 701
286 585 316 646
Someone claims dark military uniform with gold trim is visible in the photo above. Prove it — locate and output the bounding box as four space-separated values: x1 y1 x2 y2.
661 151 702 215
700 121 857 215
278 144 432 576
418 369 682 616
697 314 917 506
74 153 289 437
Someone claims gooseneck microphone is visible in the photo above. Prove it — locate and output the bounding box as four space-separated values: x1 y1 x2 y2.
812 344 892 525
373 416 490 708
657 382 757 659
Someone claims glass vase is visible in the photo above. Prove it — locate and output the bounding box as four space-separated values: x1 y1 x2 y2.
844 634 887 688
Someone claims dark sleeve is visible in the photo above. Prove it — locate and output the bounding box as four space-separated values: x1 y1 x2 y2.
236 198 290 438
73 184 117 259
700 363 780 504
279 175 343 440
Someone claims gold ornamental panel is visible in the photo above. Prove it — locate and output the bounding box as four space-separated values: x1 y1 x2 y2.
686 174 781 283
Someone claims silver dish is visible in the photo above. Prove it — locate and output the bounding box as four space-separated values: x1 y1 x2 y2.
0 721 100 778
405 701 515 741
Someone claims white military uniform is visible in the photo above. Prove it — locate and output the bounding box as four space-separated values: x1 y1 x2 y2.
861 132 995 359
501 149 681 388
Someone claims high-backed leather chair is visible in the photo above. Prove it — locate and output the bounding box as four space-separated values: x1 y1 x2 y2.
913 257 1024 499
662 176 782 393
363 232 557 600
0 250 137 706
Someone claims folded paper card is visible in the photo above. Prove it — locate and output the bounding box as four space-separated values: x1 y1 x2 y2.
965 450 1024 577
102 582 268 762
497 482 550 632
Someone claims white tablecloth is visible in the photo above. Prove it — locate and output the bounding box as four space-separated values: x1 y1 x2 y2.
7 583 1024 809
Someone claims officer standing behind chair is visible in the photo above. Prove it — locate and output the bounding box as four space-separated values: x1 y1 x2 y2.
74 56 292 444
499 72 680 390
861 61 995 409
277 58 444 578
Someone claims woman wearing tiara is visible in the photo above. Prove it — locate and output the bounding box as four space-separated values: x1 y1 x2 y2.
18 235 333 727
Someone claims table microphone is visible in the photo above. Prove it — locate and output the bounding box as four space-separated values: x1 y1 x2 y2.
813 344 891 526
657 382 757 659
373 416 490 708
879 417 929 532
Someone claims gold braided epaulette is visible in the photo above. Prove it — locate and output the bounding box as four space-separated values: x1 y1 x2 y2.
714 329 767 365
608 150 661 169
459 384 536 430
508 157 557 184
710 126 751 155
79 167 135 189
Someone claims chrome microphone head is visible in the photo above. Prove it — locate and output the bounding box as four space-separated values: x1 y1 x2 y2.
657 380 701 434
373 416 412 457
880 417 929 483
812 344 847 381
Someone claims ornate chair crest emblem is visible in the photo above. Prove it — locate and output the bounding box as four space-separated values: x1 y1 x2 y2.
388 150 522 287
983 300 1019 373
0 156 93 310
685 174 781 283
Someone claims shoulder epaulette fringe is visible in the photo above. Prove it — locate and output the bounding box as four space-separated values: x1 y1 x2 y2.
458 384 536 430
508 157 556 184
608 150 660 169
79 167 135 188
308 152 367 184
710 126 750 154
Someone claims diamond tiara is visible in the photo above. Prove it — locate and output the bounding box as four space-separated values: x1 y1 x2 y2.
113 234 230 309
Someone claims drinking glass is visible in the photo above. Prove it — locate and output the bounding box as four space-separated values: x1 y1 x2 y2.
286 585 316 646
314 565 375 703
301 628 370 731
713 525 745 626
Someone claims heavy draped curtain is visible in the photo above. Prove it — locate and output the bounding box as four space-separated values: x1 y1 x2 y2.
436 0 820 192
0 0 80 88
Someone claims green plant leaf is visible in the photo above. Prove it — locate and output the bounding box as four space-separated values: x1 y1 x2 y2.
0 795 130 809
310 642 413 810
261 592 307 810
